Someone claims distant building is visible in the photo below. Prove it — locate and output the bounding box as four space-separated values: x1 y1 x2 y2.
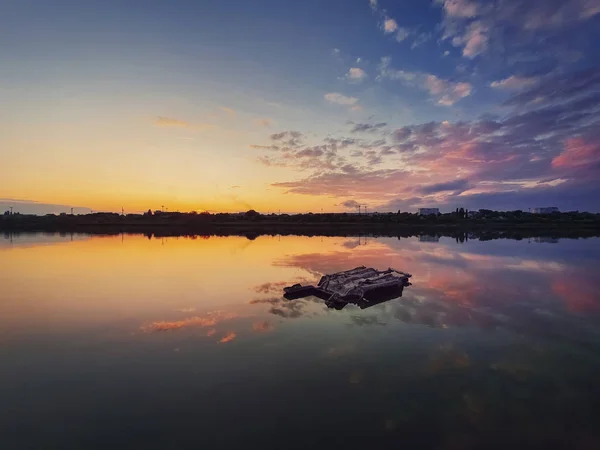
418 208 440 216
419 235 440 242
532 207 559 214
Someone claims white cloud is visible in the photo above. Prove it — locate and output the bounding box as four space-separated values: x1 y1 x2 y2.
411 32 432 49
377 57 418 82
443 50 450 57
346 67 368 82
396 27 411 42
325 92 359 106
369 0 378 11
383 18 398 33
490 75 539 90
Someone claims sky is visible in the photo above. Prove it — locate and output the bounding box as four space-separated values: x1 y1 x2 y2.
2 0 600 214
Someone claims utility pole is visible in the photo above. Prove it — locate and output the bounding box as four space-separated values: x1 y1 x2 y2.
121 207 124 216
9 206 13 215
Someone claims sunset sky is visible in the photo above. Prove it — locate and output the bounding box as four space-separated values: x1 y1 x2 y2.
2 0 600 214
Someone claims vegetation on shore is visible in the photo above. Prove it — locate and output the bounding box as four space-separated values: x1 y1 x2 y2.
2 209 600 239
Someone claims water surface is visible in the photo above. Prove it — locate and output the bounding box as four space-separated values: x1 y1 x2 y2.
2 233 600 449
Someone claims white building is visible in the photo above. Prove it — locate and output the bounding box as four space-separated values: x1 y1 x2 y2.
532 207 559 214
418 208 440 216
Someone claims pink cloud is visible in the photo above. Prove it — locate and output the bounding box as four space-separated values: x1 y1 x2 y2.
552 138 600 168
455 21 489 58
490 75 539 90
383 18 398 33
379 58 472 105
252 68 600 210
424 75 447 95
441 0 479 18
552 278 600 313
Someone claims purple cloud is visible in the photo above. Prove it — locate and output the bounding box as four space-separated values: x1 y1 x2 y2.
351 122 387 133
418 178 472 195
436 0 600 63
251 66 600 211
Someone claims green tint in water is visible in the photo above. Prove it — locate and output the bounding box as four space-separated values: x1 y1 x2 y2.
1 233 600 449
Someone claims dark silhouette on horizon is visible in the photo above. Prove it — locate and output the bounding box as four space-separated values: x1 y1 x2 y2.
2 208 600 240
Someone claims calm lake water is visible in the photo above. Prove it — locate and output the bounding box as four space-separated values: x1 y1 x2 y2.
2 233 600 449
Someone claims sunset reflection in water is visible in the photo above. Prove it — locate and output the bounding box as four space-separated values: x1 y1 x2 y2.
2 233 600 449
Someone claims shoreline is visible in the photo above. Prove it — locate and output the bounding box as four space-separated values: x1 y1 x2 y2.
2 220 600 239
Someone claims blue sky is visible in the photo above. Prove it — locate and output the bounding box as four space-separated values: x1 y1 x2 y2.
2 0 600 213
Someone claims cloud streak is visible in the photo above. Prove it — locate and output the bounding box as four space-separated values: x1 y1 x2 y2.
490 75 540 90
141 311 237 332
378 57 472 105
219 107 236 117
351 122 387 133
153 116 213 131
219 332 237 343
